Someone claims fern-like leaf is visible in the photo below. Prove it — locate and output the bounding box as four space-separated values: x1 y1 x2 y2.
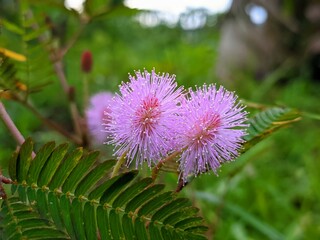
0 55 23 99
1 3 53 99
1 138 208 239
243 107 301 152
0 197 70 240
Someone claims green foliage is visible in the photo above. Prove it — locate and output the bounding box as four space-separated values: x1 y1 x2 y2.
0 56 18 94
0 1 53 99
0 197 70 239
242 107 301 152
195 191 284 240
0 138 208 239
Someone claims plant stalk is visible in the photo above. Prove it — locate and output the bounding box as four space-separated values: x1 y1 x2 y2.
83 74 89 110
111 152 127 178
20 100 82 145
0 101 26 146
0 101 36 158
53 61 83 139
152 151 181 181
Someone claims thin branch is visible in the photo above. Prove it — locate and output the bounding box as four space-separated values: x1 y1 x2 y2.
152 151 181 181
53 60 69 94
20 99 82 145
239 99 269 110
0 101 26 146
83 74 89 110
53 61 83 139
0 101 36 158
26 9 85 144
60 21 87 57
175 177 187 193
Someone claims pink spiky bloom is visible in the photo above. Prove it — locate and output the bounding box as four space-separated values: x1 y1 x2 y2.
177 84 248 181
86 92 113 144
107 69 183 167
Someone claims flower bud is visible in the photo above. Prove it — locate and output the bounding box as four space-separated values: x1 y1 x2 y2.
81 50 93 73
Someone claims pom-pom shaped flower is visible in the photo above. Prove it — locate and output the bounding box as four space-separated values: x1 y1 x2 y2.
107 69 183 167
86 92 113 144
177 84 248 181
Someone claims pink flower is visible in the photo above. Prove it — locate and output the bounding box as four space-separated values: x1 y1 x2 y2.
177 84 248 181
86 92 113 144
107 70 183 167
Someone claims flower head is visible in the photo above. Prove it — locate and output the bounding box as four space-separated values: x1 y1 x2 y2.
107 69 183 167
177 84 248 181
81 50 93 73
86 92 113 144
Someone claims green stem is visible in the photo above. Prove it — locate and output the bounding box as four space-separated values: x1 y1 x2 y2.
239 99 269 110
111 152 127 178
83 74 89 110
152 151 181 181
302 111 320 121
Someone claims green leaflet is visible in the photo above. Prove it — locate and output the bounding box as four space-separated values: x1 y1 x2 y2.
17 138 33 182
0 3 53 98
88 173 123 200
243 107 301 152
27 187 37 205
175 217 204 230
59 195 76 239
138 191 174 216
38 143 69 187
163 207 200 226
36 189 49 219
71 199 86 239
17 228 69 239
28 141 56 185
18 185 27 203
61 151 99 193
8 151 19 182
113 177 153 208
0 140 208 239
135 218 149 240
74 160 116 196
109 209 124 239
125 184 166 213
100 170 138 204
49 148 83 190
151 198 191 221
96 206 112 240
47 192 64 230
122 214 135 240
22 26 48 42
149 223 162 240
1 19 24 35
83 202 97 239
1 197 69 240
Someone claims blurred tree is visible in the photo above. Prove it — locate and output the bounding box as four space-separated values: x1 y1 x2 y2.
217 0 320 83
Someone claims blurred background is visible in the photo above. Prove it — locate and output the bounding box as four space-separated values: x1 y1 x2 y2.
1 0 320 239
